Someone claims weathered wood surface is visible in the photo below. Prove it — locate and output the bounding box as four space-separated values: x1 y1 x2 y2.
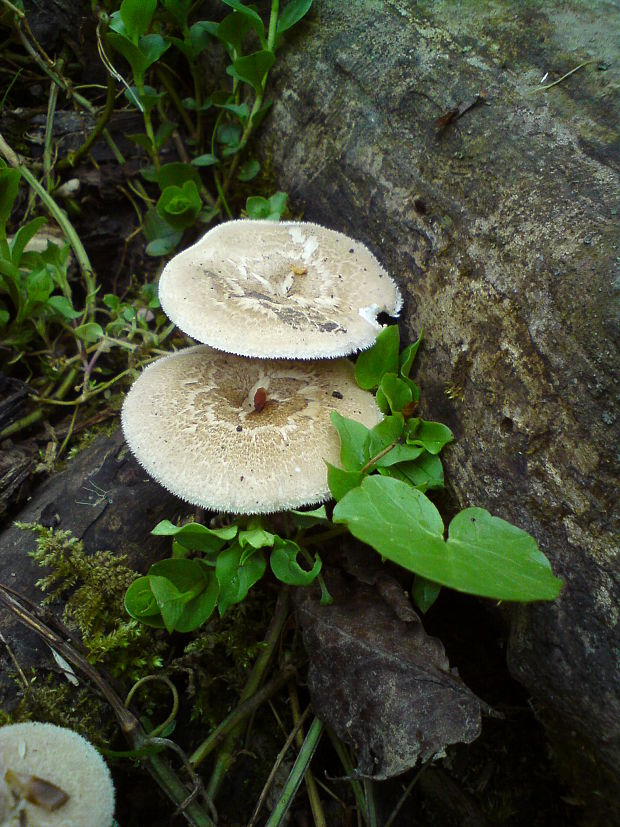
0 430 180 704
258 0 619 810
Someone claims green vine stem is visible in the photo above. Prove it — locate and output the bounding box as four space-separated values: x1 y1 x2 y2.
0 133 97 322
125 674 179 739
204 587 291 799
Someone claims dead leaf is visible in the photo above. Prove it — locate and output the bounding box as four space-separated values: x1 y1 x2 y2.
296 570 484 779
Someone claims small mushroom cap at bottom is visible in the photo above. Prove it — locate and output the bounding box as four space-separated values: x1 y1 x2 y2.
0 722 115 827
121 346 382 514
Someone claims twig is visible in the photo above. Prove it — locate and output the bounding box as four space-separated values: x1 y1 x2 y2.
534 59 596 92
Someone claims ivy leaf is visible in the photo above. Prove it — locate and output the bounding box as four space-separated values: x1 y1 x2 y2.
406 419 454 455
270 538 321 586
354 324 400 389
330 411 369 471
333 476 563 602
152 519 237 554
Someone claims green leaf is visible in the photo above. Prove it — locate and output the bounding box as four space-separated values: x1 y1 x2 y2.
74 322 104 344
412 575 441 614
372 442 425 469
277 0 313 34
237 158 260 181
191 154 219 167
270 538 321 586
216 12 257 57
354 324 400 389
148 575 190 633
125 576 160 618
149 558 219 632
377 373 412 414
139 33 171 68
363 414 404 465
156 181 201 230
105 32 149 79
25 268 53 304
330 411 369 471
245 195 270 219
143 208 183 257
226 49 275 93
333 476 563 602
215 101 250 122
379 451 444 490
120 0 157 43
161 0 192 28
288 506 330 528
157 162 201 191
9 216 48 267
152 519 237 554
47 295 81 320
326 462 364 501
406 418 454 454
0 167 20 228
400 329 423 378
221 0 265 42
216 543 266 615
238 520 275 551
126 132 153 151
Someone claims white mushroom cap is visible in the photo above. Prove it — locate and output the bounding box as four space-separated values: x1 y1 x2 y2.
0 722 115 827
121 345 382 514
158 220 402 358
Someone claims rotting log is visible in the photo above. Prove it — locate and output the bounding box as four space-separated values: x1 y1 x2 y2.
0 429 180 707
258 0 619 816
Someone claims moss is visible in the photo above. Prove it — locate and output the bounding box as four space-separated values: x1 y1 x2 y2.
19 522 167 683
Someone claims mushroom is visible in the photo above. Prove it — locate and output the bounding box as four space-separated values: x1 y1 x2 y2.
158 220 402 358
0 722 115 826
121 345 382 514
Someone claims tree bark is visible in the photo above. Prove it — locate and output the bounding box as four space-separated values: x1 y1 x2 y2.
258 0 619 815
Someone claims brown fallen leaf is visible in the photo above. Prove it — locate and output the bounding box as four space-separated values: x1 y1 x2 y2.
296 570 486 779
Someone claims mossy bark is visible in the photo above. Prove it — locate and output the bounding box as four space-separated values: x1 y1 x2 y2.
259 0 619 817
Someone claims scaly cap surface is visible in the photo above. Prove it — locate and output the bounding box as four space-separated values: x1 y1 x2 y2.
121 345 382 513
158 220 402 358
